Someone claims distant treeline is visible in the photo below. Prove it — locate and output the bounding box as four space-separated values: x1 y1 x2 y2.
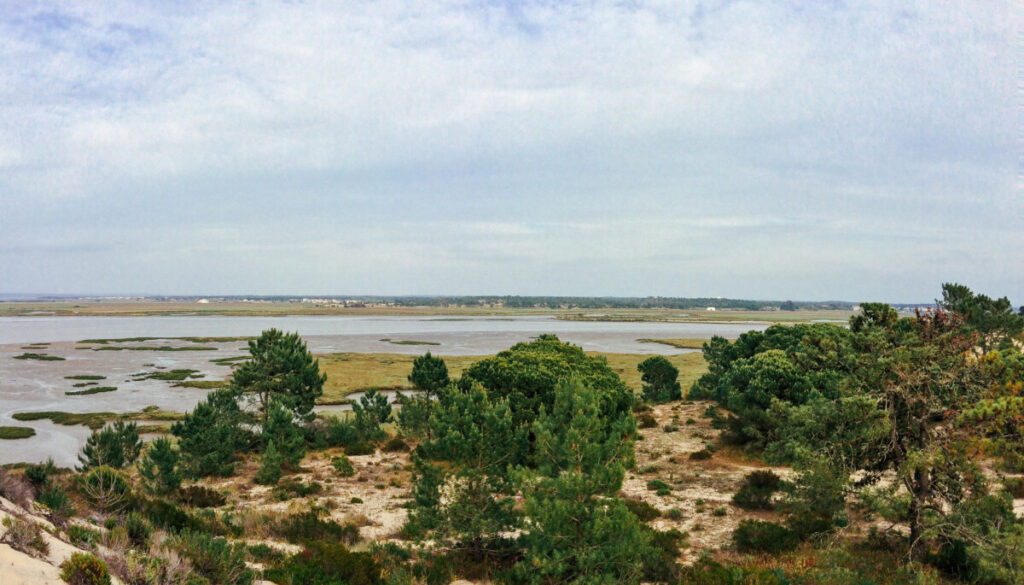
152 295 858 310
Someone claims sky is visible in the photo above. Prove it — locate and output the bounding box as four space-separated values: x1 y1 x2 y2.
0 1 1019 303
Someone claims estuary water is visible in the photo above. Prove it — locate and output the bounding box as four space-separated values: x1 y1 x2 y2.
0 315 767 465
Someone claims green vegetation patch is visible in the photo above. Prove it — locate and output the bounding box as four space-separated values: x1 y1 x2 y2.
91 345 218 352
12 406 185 430
210 355 249 365
174 380 227 390
132 369 204 382
66 386 118 396
72 382 98 388
78 336 252 344
65 375 106 380
379 338 441 345
0 426 36 439
13 352 64 361
637 337 708 349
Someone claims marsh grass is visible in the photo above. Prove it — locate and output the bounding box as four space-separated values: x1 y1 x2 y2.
13 352 64 361
90 345 218 352
210 355 249 365
378 338 441 346
65 375 106 380
0 426 36 439
132 369 204 382
66 386 118 396
174 380 227 389
637 338 708 349
78 336 252 344
13 406 184 429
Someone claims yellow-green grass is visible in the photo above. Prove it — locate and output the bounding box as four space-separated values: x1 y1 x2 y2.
0 426 36 440
316 350 708 402
12 406 184 430
637 338 709 349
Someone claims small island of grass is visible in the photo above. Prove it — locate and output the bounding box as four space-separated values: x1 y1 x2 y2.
0 426 36 439
379 338 441 346
13 352 65 361
66 386 118 396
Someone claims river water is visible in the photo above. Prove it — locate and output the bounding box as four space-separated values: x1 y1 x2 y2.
0 315 766 465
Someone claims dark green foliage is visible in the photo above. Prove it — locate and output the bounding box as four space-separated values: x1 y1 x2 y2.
276 510 359 545
78 421 142 470
271 478 322 500
676 559 789 585
137 497 202 532
460 335 633 433
406 384 524 553
408 351 450 393
638 355 682 403
166 530 255 585
642 528 686 583
67 524 99 549
689 448 712 460
256 440 284 485
177 485 227 508
352 388 391 442
395 392 433 440
732 520 799 554
938 282 1024 352
514 381 652 585
345 442 374 456
123 511 153 547
230 329 325 424
382 436 408 452
37 483 74 525
622 497 661 522
262 401 307 469
59 552 111 585
247 543 285 564
172 388 250 479
313 416 359 447
732 470 782 510
777 464 848 539
262 542 381 585
25 458 57 487
331 455 355 477
137 437 181 495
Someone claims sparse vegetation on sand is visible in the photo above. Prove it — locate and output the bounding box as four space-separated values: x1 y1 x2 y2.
0 426 36 439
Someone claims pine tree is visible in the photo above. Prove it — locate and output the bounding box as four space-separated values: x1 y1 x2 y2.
408 351 449 394
231 329 326 424
137 437 181 496
78 421 142 470
637 356 682 403
515 379 653 585
263 401 306 470
255 440 283 485
171 388 248 479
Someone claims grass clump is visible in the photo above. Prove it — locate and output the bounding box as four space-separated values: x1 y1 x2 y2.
622 498 661 522
732 470 782 510
332 455 355 477
275 510 360 546
66 386 117 396
732 519 799 554
13 352 64 361
66 375 106 380
0 426 36 439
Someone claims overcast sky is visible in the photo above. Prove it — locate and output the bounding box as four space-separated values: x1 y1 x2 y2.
0 1 1019 303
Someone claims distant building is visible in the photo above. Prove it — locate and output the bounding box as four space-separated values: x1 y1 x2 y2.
706 307 716 312
196 299 210 304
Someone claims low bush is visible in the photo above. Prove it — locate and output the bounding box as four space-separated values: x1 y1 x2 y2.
276 510 360 546
622 498 661 522
248 542 286 564
165 529 254 585
345 443 375 456
643 528 686 582
25 458 58 487
731 519 799 554
138 497 202 533
1003 477 1024 498
382 436 409 452
67 524 99 549
272 479 323 501
646 479 670 492
732 470 782 510
59 552 111 585
331 455 355 477
123 512 153 548
1 516 49 557
263 541 381 585
177 484 227 508
689 448 713 461
637 412 657 429
676 558 789 585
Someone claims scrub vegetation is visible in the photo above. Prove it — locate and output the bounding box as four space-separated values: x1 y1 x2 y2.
66 386 118 396
13 352 65 361
0 283 1020 585
0 426 36 439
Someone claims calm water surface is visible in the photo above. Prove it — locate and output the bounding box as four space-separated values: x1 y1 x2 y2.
0 315 767 465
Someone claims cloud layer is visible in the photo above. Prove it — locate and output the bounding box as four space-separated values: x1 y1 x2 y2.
1 1 1019 302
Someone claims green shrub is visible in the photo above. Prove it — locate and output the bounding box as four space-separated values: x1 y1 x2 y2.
689 448 713 460
276 510 359 546
1003 477 1024 498
38 483 75 526
643 528 686 582
637 412 657 428
638 356 682 403
123 512 152 548
345 442 374 456
25 458 57 487
646 479 670 492
247 542 285 564
331 455 355 477
177 484 227 508
78 421 142 470
138 497 202 533
731 520 799 554
622 498 661 522
67 524 99 549
272 479 323 501
321 417 359 447
382 436 409 452
255 440 284 485
165 530 254 585
732 470 782 510
676 558 789 585
59 552 111 585
263 541 381 585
